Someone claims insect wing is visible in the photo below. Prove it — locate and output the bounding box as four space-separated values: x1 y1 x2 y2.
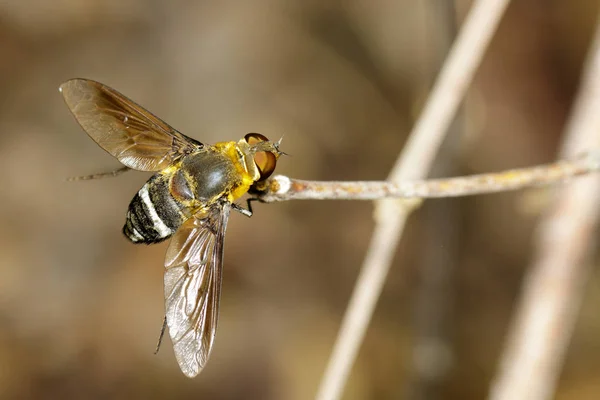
164 203 230 377
60 78 202 171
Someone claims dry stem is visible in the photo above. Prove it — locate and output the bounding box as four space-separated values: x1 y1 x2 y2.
314 1 512 399
488 13 600 400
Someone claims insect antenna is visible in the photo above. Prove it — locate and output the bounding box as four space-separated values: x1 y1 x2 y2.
274 136 290 157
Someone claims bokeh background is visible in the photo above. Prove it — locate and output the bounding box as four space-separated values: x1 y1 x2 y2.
1 1 600 399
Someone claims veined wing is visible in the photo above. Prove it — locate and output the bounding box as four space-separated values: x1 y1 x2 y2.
164 203 230 377
60 78 202 171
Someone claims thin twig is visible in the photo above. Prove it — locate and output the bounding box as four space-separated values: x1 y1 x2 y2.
315 1 512 399
257 152 600 202
488 14 600 400
409 4 462 398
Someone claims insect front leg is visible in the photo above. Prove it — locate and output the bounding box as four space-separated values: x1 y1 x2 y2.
231 198 260 218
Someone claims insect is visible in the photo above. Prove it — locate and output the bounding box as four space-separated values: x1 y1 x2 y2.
60 78 283 377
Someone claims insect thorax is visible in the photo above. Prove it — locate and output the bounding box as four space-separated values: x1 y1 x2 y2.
180 150 244 202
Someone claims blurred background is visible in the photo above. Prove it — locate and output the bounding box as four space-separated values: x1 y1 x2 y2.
1 1 600 399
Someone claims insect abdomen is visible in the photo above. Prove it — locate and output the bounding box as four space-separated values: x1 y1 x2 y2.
123 174 188 244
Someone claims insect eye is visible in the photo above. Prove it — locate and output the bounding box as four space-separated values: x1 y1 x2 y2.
244 132 269 143
244 133 277 181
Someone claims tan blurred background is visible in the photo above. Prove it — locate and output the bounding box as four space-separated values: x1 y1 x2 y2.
1 1 600 399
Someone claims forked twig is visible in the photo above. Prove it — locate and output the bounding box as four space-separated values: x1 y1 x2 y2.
311 1 513 399
488 14 600 400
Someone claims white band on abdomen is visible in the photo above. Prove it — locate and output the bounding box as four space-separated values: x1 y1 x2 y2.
139 185 172 237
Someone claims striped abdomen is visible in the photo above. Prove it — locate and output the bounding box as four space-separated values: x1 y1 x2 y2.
123 174 188 244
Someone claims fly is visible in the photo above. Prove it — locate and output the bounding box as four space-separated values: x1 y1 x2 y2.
60 78 283 377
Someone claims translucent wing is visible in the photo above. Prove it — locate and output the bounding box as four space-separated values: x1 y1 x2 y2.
60 78 202 171
164 203 230 377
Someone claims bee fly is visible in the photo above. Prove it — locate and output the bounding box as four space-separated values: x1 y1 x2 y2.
60 79 283 377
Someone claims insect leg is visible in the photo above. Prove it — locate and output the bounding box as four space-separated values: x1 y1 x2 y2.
246 198 262 215
154 316 167 355
231 202 253 218
67 166 131 181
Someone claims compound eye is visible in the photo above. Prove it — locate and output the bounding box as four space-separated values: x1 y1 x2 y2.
253 150 277 181
244 133 277 181
244 133 269 143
